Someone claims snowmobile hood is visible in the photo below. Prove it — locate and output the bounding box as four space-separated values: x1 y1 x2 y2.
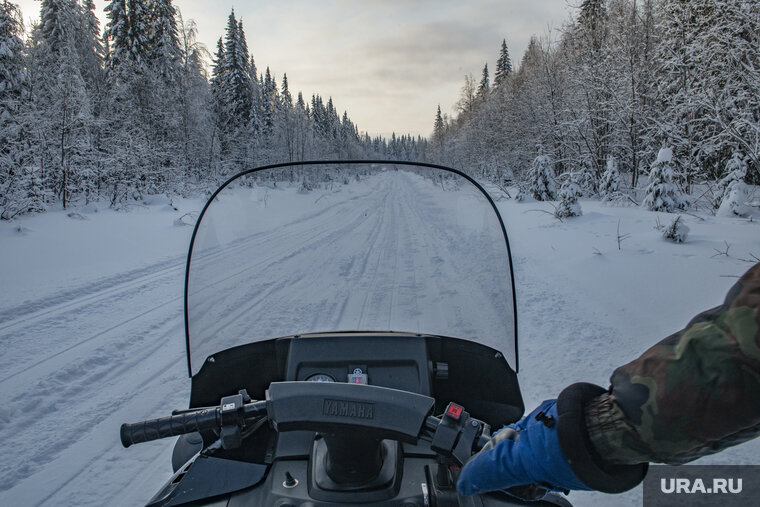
184 161 518 376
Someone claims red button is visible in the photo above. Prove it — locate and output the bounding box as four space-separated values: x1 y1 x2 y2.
446 403 463 420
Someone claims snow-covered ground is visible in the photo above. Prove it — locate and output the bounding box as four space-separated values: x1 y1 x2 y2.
1 173 759 506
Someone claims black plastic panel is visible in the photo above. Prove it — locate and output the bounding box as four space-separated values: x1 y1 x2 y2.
266 381 435 443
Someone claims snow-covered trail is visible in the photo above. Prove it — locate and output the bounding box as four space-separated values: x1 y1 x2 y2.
187 170 514 373
0 243 190 505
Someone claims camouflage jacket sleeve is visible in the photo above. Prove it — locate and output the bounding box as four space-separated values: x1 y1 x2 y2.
585 262 760 465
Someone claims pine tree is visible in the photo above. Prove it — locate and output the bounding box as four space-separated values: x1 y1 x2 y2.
494 38 512 87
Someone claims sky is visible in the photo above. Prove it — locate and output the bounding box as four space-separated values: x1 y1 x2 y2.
16 0 573 138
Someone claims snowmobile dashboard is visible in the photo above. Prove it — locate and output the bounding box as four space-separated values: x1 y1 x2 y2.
188 332 524 430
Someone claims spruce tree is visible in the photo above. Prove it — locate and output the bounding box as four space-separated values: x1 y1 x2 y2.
556 180 582 218
528 152 557 201
126 0 150 69
104 0 128 74
76 0 104 93
40 0 74 56
494 38 512 87
223 10 253 127
262 66 275 136
600 155 622 201
476 63 489 102
280 73 292 108
715 153 748 215
150 0 181 82
433 105 444 137
210 36 226 126
643 147 686 212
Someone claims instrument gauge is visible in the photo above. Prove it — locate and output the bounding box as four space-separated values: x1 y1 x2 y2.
305 373 335 383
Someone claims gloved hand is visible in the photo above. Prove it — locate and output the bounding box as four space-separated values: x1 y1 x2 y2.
457 399 592 497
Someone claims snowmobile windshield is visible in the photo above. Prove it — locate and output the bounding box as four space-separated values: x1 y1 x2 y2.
185 162 517 376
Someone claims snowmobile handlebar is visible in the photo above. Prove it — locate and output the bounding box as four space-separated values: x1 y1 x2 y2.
121 382 488 466
120 399 268 448
120 409 218 448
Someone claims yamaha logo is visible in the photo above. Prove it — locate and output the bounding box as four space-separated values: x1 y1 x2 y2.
323 399 375 419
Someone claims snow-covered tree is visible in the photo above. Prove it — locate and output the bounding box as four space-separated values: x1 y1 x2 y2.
715 153 747 208
75 0 104 94
600 155 622 201
261 66 276 137
0 0 26 125
476 63 489 102
29 0 97 209
662 215 689 243
0 0 34 219
494 38 512 87
222 12 253 126
528 152 557 201
104 0 128 75
716 153 750 217
556 179 582 218
209 36 226 129
643 147 686 212
150 0 181 82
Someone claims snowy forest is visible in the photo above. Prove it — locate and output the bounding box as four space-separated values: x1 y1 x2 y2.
433 0 760 216
0 0 429 219
1 0 760 220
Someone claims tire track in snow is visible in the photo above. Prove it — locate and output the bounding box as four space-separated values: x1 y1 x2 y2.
0 301 187 498
0 292 184 386
0 255 185 332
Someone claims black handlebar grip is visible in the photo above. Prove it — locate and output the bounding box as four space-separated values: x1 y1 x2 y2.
120 408 218 448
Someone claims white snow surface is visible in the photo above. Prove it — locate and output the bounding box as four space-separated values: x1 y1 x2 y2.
1 179 759 507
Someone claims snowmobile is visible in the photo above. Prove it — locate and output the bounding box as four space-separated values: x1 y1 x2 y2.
120 161 573 506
